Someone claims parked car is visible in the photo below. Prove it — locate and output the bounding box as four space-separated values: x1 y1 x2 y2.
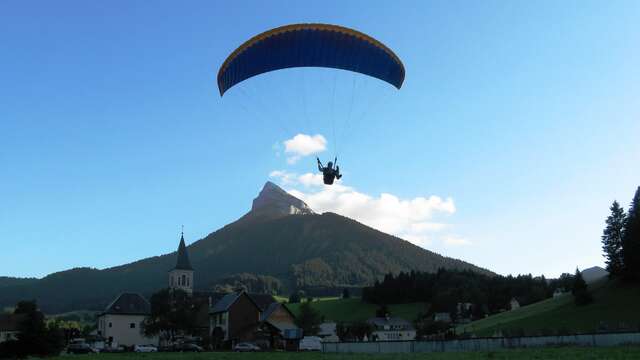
299 336 322 351
234 342 261 352
134 344 158 353
67 343 99 354
179 343 203 352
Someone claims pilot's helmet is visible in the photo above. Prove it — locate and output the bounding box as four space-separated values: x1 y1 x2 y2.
327 161 333 169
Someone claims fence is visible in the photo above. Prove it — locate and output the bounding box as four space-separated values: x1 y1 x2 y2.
322 332 640 353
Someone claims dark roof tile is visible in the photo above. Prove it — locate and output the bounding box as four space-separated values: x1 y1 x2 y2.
102 293 150 315
247 293 276 311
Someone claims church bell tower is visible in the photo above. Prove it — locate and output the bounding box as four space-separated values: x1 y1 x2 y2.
168 229 194 295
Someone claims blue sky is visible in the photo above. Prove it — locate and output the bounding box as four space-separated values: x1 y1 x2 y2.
1 1 639 279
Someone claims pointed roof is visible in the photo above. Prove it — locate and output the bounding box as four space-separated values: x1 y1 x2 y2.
173 232 193 271
101 293 150 315
260 302 295 322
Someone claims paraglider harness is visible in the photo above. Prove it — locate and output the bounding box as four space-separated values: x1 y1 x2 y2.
317 157 342 185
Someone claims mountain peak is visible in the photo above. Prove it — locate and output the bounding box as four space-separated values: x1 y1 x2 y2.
250 181 315 218
581 266 608 283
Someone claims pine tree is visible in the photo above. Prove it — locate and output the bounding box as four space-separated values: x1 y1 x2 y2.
622 186 640 281
572 268 592 306
602 201 626 277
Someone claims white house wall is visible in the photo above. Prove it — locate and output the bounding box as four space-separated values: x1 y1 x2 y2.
98 314 158 347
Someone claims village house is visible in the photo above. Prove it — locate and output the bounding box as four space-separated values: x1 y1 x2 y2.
367 316 416 341
509 298 520 311
258 301 300 349
208 291 301 348
96 293 158 347
209 291 261 344
0 313 26 343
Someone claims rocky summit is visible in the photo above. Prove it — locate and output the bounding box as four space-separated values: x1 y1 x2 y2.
250 181 315 218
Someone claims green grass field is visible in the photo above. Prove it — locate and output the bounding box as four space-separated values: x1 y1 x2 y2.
285 298 425 323
458 279 640 336
53 347 640 360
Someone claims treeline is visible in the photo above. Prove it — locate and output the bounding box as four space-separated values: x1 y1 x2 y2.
601 186 640 282
209 273 283 294
362 269 574 317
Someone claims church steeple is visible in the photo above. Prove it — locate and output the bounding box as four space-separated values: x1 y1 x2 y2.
168 227 194 294
173 230 193 271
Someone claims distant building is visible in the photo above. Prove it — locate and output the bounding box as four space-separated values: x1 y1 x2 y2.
367 316 416 341
258 302 301 350
509 298 520 311
96 293 157 347
0 314 26 343
209 291 262 344
553 288 567 298
433 312 452 323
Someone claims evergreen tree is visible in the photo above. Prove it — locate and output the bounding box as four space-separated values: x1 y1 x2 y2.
622 186 640 281
602 201 626 277
295 301 321 336
571 268 592 306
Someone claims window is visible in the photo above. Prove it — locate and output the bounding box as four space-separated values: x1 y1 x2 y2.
108 322 112 328
182 274 186 286
130 323 136 329
187 276 190 286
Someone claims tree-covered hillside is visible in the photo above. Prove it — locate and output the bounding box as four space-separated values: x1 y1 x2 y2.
0 184 490 314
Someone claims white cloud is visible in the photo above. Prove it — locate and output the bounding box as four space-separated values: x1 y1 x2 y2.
297 173 324 187
283 134 327 164
268 170 298 185
269 171 457 249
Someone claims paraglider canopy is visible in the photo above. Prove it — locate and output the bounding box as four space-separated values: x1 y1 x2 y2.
217 23 405 96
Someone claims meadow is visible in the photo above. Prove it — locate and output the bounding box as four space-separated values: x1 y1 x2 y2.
458 280 640 336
